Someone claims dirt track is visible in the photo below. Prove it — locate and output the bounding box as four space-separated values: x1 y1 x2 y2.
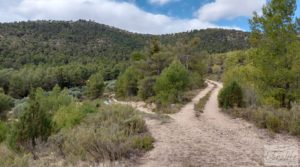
128 81 300 167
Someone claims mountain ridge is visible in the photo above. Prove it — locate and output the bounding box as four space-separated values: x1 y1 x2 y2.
0 20 249 68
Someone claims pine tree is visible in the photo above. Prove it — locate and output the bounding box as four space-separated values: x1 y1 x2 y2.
15 88 52 149
86 73 105 99
250 0 300 108
154 60 189 105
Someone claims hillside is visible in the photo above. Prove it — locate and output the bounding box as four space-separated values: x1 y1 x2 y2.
0 20 249 68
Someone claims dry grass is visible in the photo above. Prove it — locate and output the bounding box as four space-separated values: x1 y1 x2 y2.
222 104 300 135
0 144 30 167
194 85 215 117
141 112 172 124
50 104 154 165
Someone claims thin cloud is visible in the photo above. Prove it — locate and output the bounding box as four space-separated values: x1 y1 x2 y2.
197 0 265 22
148 0 172 5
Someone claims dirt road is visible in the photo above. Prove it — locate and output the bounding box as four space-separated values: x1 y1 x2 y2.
131 81 300 167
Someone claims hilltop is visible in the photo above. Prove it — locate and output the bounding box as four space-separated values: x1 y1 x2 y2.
0 20 249 68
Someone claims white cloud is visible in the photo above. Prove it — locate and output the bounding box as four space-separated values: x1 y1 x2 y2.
0 0 264 34
197 0 266 22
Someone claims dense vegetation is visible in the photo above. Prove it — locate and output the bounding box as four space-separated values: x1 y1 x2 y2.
218 0 300 134
0 21 249 101
115 38 207 112
0 20 249 68
0 85 153 166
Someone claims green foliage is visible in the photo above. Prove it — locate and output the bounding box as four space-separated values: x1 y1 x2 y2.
14 88 53 148
0 92 14 114
223 104 300 135
80 101 100 114
0 21 249 69
53 103 85 131
86 73 105 99
0 121 8 142
222 50 262 107
265 111 281 133
132 134 154 151
53 104 153 163
131 52 145 62
8 75 29 98
68 87 85 99
37 85 73 114
218 81 243 109
119 39 205 105
249 0 300 108
188 72 205 90
116 67 142 97
0 63 101 99
53 101 98 131
138 77 156 100
154 60 189 105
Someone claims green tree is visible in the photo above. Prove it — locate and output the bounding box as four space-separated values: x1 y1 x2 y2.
250 0 300 108
116 67 142 97
138 77 156 100
0 92 14 114
86 73 105 99
14 88 52 149
9 75 29 98
154 60 189 105
139 39 173 76
218 81 244 109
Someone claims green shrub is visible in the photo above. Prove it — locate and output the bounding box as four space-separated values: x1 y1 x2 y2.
224 105 300 135
6 124 19 151
11 98 29 118
53 101 99 131
13 89 53 149
0 121 8 142
53 104 153 163
154 60 189 105
0 92 14 114
188 72 204 90
105 80 116 92
68 87 85 99
37 85 73 114
138 77 156 100
251 109 268 128
53 103 85 130
80 101 99 114
85 73 105 99
265 111 281 133
132 135 154 151
116 67 143 98
218 81 243 109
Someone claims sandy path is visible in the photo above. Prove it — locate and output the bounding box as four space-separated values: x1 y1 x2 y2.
130 80 300 167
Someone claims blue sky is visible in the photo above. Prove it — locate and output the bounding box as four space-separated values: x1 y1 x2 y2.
131 0 253 30
0 0 299 34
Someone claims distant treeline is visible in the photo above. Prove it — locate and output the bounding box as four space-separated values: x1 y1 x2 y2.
0 20 249 68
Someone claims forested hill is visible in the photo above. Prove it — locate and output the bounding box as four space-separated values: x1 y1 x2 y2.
0 20 249 68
